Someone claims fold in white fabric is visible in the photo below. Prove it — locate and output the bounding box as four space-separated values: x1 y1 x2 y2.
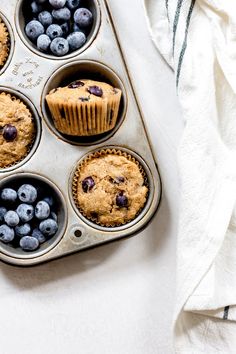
144 0 236 352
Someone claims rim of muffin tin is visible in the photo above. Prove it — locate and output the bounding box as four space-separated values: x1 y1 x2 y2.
0 87 42 173
0 172 68 260
15 0 101 60
69 146 155 232
41 59 128 146
0 12 15 76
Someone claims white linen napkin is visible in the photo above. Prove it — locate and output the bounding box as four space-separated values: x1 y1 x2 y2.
144 0 236 352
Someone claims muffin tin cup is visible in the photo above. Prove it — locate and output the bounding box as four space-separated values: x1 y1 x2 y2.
0 173 68 260
0 87 42 172
0 0 161 266
0 11 14 75
15 0 101 60
41 60 127 145
70 146 152 230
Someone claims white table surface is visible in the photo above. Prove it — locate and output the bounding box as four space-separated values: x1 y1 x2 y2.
0 1 183 353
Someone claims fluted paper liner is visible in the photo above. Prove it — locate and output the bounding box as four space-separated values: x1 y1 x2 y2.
0 19 10 68
46 89 122 136
72 148 149 227
0 93 36 170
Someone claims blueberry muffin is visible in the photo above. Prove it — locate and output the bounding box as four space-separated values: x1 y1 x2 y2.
0 93 36 168
46 79 122 136
0 18 9 69
73 150 148 226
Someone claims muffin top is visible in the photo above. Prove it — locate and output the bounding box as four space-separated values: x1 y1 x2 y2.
0 93 35 168
0 19 9 67
46 79 121 104
75 153 148 226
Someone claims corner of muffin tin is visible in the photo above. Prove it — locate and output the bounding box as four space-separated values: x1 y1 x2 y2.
0 0 162 266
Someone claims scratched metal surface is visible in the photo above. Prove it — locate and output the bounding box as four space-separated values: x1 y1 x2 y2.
0 0 161 266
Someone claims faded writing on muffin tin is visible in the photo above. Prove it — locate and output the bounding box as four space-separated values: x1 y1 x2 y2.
11 57 43 89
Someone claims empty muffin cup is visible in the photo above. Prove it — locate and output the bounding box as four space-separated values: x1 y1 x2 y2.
70 147 153 230
15 0 101 60
0 87 41 172
41 60 127 145
0 173 67 260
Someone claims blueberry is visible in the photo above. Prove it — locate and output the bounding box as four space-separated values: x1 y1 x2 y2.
15 223 31 237
73 23 80 31
39 219 58 236
37 34 51 52
116 192 128 207
60 22 70 37
46 24 63 40
25 20 44 41
18 184 37 204
82 177 95 193
67 32 86 50
1 188 17 203
66 0 80 10
72 23 87 35
43 196 54 207
68 80 84 88
0 225 14 243
49 0 67 9
52 8 71 22
4 211 20 227
50 37 69 56
88 86 103 97
32 228 46 244
50 212 58 222
20 236 39 251
3 125 17 141
0 207 7 222
74 8 93 28
31 1 43 14
38 11 53 27
16 204 34 223
35 201 50 220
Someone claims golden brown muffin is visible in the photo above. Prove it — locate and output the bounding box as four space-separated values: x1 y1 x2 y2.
0 93 35 168
0 19 9 68
46 79 122 136
74 151 148 226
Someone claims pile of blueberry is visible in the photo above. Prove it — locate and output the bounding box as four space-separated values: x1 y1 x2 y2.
0 183 59 251
24 0 94 56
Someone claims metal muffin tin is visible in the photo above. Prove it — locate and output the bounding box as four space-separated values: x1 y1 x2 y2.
0 0 161 266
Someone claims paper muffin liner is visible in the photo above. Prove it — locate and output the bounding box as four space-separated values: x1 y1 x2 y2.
0 19 10 68
0 93 36 170
72 148 149 227
46 89 122 136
